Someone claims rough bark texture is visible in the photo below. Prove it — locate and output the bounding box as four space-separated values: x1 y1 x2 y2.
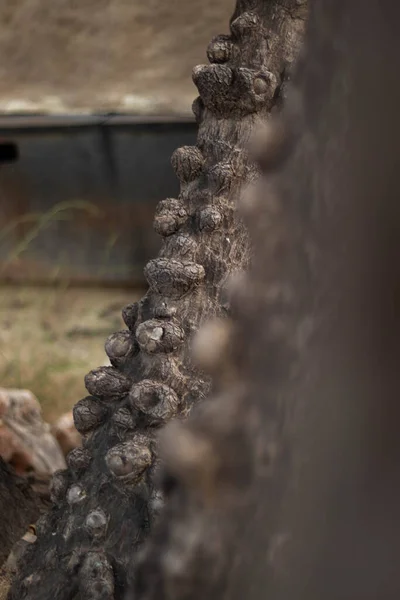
0 459 41 567
0 529 37 600
130 1 400 600
8 2 305 599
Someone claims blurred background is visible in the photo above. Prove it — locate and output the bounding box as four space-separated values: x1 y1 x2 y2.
0 0 233 467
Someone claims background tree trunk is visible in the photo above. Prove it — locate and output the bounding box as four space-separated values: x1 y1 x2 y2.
0 459 40 566
8 2 305 599
129 1 400 600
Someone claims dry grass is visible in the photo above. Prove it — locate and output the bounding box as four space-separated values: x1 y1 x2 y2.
0 0 234 114
0 284 141 423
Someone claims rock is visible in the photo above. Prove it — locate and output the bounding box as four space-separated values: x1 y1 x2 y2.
52 411 82 456
0 388 66 475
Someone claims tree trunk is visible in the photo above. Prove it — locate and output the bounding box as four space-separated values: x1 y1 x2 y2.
8 2 305 599
130 1 400 600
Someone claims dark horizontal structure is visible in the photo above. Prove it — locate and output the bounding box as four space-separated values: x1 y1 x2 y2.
0 114 197 287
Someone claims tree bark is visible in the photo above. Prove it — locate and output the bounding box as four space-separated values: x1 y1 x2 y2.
0 459 40 567
8 2 305 599
130 1 400 600
268 2 400 597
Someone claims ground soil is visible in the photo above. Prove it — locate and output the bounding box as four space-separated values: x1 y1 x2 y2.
0 0 234 115
0 285 141 423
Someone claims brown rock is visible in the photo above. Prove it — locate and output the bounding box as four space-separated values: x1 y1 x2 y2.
0 388 66 475
52 411 82 456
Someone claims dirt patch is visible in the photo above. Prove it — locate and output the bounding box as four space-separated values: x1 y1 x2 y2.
0 285 141 423
0 0 234 115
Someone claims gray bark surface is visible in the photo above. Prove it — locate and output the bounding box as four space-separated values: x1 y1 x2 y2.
8 2 305 599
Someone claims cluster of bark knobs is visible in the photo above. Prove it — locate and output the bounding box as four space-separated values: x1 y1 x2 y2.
3 0 400 598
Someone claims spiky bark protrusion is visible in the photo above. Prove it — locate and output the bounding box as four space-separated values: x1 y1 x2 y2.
9 2 305 599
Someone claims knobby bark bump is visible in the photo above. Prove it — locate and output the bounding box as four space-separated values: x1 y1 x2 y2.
8 2 305 599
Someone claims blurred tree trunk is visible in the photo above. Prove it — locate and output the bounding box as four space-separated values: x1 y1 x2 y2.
8 2 306 599
130 1 400 600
